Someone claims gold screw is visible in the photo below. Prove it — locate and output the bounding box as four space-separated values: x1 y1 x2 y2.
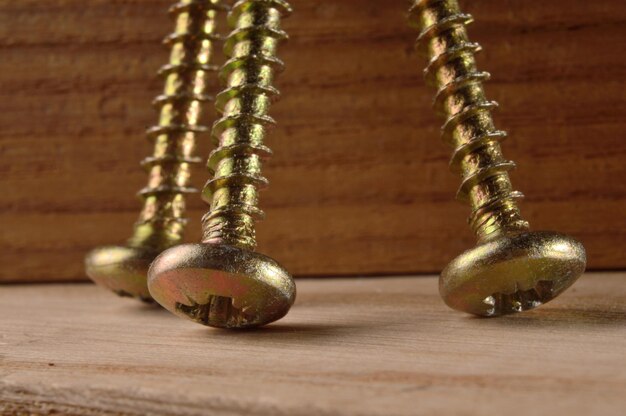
85 0 227 301
148 0 296 329
409 0 586 316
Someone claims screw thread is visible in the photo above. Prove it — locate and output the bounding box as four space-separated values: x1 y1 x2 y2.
128 0 227 250
201 0 292 250
410 0 530 241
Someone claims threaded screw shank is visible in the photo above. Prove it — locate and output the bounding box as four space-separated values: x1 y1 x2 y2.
128 0 227 250
201 0 292 250
410 0 530 241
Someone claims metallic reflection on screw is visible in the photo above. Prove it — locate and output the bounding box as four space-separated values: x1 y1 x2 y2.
149 0 296 328
409 0 586 316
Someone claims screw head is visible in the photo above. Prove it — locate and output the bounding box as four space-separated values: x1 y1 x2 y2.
85 245 158 302
440 231 586 317
147 244 296 329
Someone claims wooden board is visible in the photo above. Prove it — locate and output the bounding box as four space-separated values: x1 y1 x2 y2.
0 0 625 282
1 273 625 415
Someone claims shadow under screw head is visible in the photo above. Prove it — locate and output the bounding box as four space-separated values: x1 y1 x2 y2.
147 244 296 329
85 245 159 302
440 231 586 317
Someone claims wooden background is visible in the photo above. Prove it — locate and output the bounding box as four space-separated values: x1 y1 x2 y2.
0 0 624 282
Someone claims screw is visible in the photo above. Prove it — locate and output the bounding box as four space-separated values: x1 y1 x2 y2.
409 0 586 316
85 0 228 301
148 0 296 329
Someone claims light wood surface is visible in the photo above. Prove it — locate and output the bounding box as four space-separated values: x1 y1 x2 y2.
1 273 625 415
1 0 625 282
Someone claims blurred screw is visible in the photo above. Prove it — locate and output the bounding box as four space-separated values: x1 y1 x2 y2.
85 0 228 301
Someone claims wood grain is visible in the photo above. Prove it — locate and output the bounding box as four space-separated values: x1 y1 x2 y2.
0 0 625 281
1 273 625 415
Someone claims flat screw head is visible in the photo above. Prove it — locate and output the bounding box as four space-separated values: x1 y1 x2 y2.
85 245 159 302
147 244 296 329
440 231 586 317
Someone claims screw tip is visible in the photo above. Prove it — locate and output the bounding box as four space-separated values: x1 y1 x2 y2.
440 231 586 316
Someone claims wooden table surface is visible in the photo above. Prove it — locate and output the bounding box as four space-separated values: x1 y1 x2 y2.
1 273 625 415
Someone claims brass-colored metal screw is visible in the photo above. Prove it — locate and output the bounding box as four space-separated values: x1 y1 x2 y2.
85 0 227 301
148 0 296 329
409 0 586 316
